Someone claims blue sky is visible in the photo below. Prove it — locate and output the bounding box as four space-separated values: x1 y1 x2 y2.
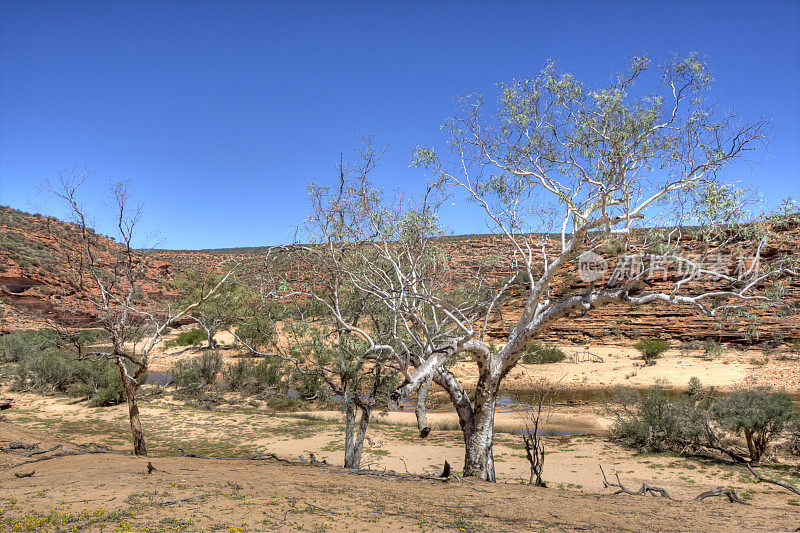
1 0 798 249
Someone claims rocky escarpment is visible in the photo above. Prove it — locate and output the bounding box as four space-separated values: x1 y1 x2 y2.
0 206 176 332
2 205 799 346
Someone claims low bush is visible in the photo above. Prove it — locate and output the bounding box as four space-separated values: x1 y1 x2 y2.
522 342 566 364
10 343 133 407
290 368 326 400
173 328 207 347
702 339 723 359
610 381 710 452
0 329 62 362
612 379 797 463
169 351 223 389
218 356 286 392
222 358 254 391
634 338 670 365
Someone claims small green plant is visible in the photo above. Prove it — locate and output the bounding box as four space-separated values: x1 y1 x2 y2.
173 328 207 347
197 350 223 384
223 359 255 391
702 339 723 359
634 338 670 365
170 351 223 388
522 342 566 364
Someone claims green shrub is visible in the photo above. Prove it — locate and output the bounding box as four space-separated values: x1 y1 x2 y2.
290 368 325 401
169 359 201 388
169 350 222 389
10 342 129 406
634 338 670 365
522 342 566 364
70 359 128 407
197 350 223 384
702 339 723 359
170 328 206 347
610 379 713 452
223 359 255 391
612 380 796 462
0 329 62 362
713 387 796 463
252 356 283 388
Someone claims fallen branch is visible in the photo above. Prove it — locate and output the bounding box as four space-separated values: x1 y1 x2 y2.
347 466 459 483
179 447 294 464
303 501 342 516
160 493 205 505
26 445 68 457
694 487 748 504
600 465 747 504
744 463 800 496
10 439 38 450
600 465 672 499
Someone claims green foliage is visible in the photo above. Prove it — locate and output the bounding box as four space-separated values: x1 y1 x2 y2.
0 329 62 362
702 339 723 359
0 229 57 271
252 357 283 388
169 351 223 388
219 355 285 392
522 342 566 364
172 328 207 347
611 379 715 452
223 358 255 391
634 338 670 364
612 380 796 462
8 343 131 407
713 387 796 462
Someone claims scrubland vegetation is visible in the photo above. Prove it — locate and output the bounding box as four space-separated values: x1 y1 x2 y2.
2 53 800 530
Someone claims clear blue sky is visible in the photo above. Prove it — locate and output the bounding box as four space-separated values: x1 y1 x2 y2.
1 0 798 249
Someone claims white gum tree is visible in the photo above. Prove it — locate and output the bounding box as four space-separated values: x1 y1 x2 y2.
384 54 796 480
252 142 497 468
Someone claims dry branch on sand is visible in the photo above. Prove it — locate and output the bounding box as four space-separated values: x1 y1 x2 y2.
600 465 747 504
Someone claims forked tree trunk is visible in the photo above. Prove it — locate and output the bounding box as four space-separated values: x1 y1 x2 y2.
461 383 498 481
118 361 147 456
343 398 370 468
204 326 217 349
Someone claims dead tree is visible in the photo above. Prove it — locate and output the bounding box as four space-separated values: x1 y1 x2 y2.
44 170 234 455
520 379 560 487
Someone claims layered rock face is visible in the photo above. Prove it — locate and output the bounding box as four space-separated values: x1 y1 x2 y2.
0 206 175 332
2 205 798 345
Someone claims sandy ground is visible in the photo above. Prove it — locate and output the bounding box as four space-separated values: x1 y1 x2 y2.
1 419 799 532
148 329 800 394
2 389 800 531
2 336 799 531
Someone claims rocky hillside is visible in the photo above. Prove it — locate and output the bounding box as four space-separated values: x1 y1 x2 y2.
0 206 175 332
2 205 799 345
